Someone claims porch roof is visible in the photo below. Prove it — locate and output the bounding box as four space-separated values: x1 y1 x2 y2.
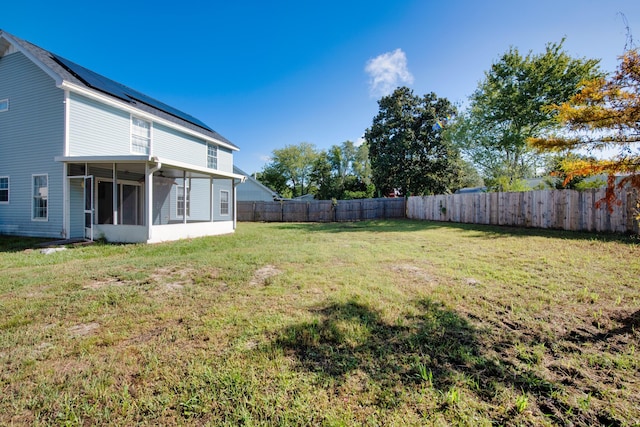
55 155 246 182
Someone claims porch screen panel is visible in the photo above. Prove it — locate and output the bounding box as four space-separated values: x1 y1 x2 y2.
188 178 211 221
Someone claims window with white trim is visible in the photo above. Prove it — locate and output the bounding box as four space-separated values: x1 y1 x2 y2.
131 117 151 154
177 181 190 218
220 190 229 216
207 143 218 169
0 99 8 112
0 177 8 203
32 174 48 220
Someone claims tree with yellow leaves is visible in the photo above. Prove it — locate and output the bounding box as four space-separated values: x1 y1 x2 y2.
529 48 640 215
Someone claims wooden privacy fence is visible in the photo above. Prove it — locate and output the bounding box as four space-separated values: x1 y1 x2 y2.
407 188 639 234
238 198 406 222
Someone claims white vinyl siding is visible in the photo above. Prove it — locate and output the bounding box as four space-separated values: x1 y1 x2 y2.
131 117 151 154
32 174 48 221
0 51 64 237
0 176 8 203
220 190 229 216
68 93 131 156
0 99 8 112
154 123 206 165
216 146 233 173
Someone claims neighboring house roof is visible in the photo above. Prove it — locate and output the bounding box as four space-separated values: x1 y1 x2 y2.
454 186 487 194
233 166 280 199
0 30 238 151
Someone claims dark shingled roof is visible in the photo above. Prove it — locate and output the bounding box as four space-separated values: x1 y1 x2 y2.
1 30 238 149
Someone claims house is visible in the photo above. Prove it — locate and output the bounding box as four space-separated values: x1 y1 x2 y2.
293 193 315 201
0 30 245 243
233 166 279 201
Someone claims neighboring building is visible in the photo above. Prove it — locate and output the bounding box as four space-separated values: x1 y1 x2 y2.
234 166 279 201
0 30 245 243
293 193 315 201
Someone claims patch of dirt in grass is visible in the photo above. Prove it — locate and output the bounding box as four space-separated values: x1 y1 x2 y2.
150 267 192 289
68 322 100 338
122 326 168 345
31 342 54 360
391 264 434 280
83 277 131 290
250 265 282 286
390 264 439 291
483 304 640 425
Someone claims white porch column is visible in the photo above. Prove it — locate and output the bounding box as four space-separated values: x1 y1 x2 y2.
233 179 237 230
146 164 153 241
209 176 214 222
62 163 69 239
183 170 187 225
112 163 118 225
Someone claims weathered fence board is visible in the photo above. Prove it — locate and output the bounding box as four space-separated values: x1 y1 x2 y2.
407 189 639 234
238 198 406 222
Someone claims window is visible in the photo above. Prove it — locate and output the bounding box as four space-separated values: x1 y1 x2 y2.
220 190 229 216
207 143 218 169
177 181 190 218
131 117 151 154
0 177 8 203
32 174 48 220
0 99 8 112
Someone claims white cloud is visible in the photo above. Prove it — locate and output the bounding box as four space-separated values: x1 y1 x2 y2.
365 48 414 97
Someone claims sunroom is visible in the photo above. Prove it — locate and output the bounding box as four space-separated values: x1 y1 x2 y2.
59 156 246 243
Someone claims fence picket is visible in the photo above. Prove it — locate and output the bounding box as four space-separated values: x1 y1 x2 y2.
406 189 638 234
238 198 405 222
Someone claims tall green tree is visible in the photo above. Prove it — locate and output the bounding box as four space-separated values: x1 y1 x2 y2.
311 141 374 200
258 142 318 198
364 87 461 196
450 40 601 187
530 48 640 214
256 165 291 198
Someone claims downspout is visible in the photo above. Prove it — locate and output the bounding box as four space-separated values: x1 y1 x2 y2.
148 157 162 174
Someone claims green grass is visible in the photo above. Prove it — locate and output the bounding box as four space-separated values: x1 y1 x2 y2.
1 220 639 426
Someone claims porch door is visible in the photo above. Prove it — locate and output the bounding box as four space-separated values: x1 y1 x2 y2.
96 181 142 225
84 176 94 240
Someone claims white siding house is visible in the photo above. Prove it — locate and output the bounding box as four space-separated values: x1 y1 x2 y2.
234 166 279 202
0 30 245 243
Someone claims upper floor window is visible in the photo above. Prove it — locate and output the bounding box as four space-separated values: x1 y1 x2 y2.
0 177 8 203
207 143 218 169
0 99 8 112
32 174 48 221
131 117 151 154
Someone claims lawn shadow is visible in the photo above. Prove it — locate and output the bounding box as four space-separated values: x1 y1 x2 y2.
566 309 640 346
0 235 55 253
270 219 638 244
265 298 577 421
271 219 444 234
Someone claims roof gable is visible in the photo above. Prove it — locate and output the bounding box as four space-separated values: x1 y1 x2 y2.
0 30 238 150
234 166 280 197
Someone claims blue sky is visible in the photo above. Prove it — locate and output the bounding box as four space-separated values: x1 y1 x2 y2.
4 1 640 173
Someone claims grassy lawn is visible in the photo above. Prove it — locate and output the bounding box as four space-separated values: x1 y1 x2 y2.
1 220 639 426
